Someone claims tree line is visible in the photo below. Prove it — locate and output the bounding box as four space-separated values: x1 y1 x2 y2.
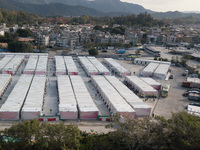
0 111 200 150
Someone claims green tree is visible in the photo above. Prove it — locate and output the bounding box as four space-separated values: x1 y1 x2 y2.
88 48 98 56
16 29 32 37
8 41 33 53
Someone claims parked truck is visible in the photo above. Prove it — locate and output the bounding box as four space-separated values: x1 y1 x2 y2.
116 49 126 54
182 81 200 88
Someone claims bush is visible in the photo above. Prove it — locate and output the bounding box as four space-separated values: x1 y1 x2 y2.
88 48 98 56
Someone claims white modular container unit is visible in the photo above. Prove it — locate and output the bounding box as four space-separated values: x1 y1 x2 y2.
88 57 110 75
70 76 99 119
35 56 48 75
104 76 151 117
0 74 12 98
2 55 24 75
21 75 46 120
64 56 78 75
141 63 159 77
103 58 130 77
140 77 162 90
0 53 48 58
23 56 38 74
55 56 66 76
57 75 78 120
153 64 170 80
0 75 33 120
125 76 158 97
91 76 135 119
133 58 171 66
78 57 98 76
0 55 14 73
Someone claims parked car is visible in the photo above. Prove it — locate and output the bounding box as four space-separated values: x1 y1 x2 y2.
169 74 173 79
183 91 200 97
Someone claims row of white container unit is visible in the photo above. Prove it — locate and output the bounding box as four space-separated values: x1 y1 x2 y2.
0 75 34 120
87 57 110 75
140 77 162 91
103 58 130 77
23 56 39 74
55 56 66 76
64 56 78 75
70 76 99 119
78 56 99 76
57 76 78 120
91 76 135 119
35 56 48 75
0 53 48 58
124 76 158 98
133 58 171 66
0 55 14 73
153 64 170 80
21 75 46 120
104 76 151 117
2 55 24 75
0 74 12 98
141 63 159 77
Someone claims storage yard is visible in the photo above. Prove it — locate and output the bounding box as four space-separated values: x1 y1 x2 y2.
0 52 194 125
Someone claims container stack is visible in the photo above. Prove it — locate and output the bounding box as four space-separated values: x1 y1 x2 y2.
153 64 170 79
141 63 159 77
88 57 110 75
103 58 130 77
64 56 78 75
35 56 48 75
0 75 33 120
70 76 99 119
104 76 151 117
78 56 98 76
125 76 158 97
140 77 162 90
21 75 46 120
0 74 12 98
91 76 135 119
2 55 24 75
0 55 14 73
57 75 78 120
23 56 39 74
133 58 171 65
55 56 66 76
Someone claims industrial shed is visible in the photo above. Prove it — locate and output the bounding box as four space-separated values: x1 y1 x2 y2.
141 63 159 77
64 56 78 75
153 64 170 80
57 75 78 120
125 76 158 97
35 56 48 75
103 58 130 77
0 74 12 98
105 76 151 117
133 58 171 65
2 55 24 75
23 56 38 74
70 75 99 119
91 76 135 119
55 56 66 76
0 75 33 120
21 75 46 120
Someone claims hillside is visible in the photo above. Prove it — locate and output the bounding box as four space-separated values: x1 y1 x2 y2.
14 0 148 14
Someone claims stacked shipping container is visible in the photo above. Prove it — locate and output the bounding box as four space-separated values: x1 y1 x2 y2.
35 56 48 75
23 56 39 74
0 74 12 98
64 56 78 75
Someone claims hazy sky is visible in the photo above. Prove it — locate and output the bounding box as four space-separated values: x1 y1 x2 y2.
120 0 200 12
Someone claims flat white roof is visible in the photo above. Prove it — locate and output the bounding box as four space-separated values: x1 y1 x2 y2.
24 55 38 72
22 75 46 112
64 56 78 73
35 56 48 72
0 74 11 95
154 64 170 75
0 75 33 112
55 56 66 73
78 56 98 74
0 55 14 70
140 77 161 86
142 63 159 73
3 55 24 71
125 76 157 92
92 75 135 113
187 77 200 84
